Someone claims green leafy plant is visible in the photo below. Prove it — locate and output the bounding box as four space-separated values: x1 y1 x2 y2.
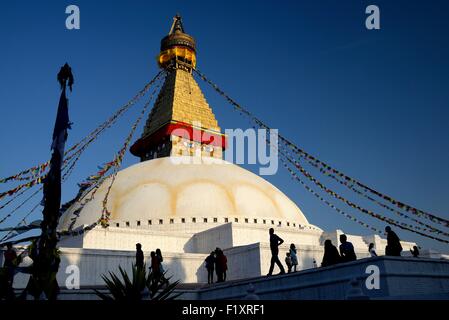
96 264 180 301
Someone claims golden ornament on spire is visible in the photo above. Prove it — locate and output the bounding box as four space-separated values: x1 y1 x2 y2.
158 14 197 71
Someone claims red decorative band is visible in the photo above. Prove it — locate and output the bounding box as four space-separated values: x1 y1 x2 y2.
130 121 227 157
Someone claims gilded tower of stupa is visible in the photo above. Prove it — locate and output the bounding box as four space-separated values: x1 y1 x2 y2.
130 15 226 161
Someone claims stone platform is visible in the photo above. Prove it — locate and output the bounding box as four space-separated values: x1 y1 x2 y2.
193 256 449 300
21 256 449 300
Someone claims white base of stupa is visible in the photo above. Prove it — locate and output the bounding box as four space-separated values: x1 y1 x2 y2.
8 222 422 288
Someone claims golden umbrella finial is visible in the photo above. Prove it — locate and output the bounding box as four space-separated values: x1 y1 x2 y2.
159 14 197 71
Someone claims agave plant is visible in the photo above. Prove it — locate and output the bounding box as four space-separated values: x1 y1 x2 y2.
96 264 180 301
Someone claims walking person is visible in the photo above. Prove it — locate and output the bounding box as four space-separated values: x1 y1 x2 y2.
289 244 298 272
321 240 340 267
368 243 377 257
135 243 144 271
385 226 402 256
339 234 357 263
267 228 286 276
205 251 216 284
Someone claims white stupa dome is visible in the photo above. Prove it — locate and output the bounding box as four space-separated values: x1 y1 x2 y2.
59 156 314 230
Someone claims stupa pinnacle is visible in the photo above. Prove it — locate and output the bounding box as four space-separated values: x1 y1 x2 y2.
130 15 226 161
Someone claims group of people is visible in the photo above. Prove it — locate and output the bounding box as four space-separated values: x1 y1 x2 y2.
135 243 168 287
267 226 416 274
285 243 299 273
204 248 228 284
321 226 414 267
1 240 62 300
321 234 358 267
267 228 299 276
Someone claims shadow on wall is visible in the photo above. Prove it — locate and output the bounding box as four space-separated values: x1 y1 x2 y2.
195 259 208 283
183 237 195 253
163 258 186 284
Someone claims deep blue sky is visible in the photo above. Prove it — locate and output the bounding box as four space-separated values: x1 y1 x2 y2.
1 1 448 252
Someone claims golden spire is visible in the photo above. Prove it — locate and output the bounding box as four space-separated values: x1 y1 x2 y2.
130 15 226 161
158 15 196 71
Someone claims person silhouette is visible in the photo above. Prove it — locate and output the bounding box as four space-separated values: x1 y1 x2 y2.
339 234 357 263
3 243 17 299
368 243 377 257
285 252 292 273
135 243 144 270
149 251 161 287
219 250 228 282
214 248 227 282
385 226 402 256
289 244 298 272
267 228 286 276
156 248 169 286
410 246 420 258
205 251 216 284
321 239 341 267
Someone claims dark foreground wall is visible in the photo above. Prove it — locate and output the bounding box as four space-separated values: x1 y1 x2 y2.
7 256 449 300
194 256 449 300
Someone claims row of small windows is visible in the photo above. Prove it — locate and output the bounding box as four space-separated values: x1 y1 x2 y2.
144 141 217 158
114 218 317 230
